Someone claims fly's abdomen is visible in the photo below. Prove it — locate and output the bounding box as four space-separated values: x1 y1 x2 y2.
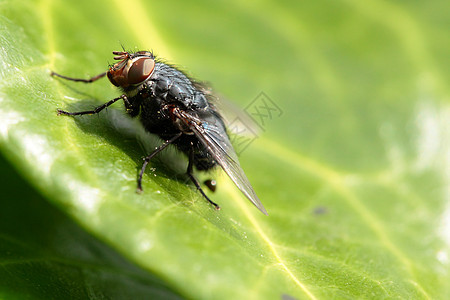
193 153 217 170
171 134 217 171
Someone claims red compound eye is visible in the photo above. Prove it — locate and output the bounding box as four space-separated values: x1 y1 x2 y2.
107 52 155 88
127 57 155 85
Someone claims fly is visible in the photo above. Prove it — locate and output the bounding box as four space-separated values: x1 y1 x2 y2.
51 50 268 215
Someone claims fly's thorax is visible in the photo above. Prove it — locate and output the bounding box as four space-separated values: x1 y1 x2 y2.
147 63 212 111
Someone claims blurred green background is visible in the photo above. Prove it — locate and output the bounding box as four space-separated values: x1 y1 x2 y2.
0 0 449 299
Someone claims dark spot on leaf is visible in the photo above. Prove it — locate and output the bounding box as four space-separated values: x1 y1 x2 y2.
281 294 298 300
312 206 328 215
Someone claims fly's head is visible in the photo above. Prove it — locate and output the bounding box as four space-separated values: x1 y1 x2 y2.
107 51 155 89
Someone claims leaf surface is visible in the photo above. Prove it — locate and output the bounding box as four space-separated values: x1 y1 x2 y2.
0 0 449 298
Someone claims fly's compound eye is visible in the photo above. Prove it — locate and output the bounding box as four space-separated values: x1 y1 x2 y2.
127 57 155 85
107 71 120 87
107 55 155 88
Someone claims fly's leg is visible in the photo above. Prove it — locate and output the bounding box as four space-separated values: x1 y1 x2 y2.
187 147 220 210
137 133 183 192
52 70 130 116
51 71 107 83
57 94 128 116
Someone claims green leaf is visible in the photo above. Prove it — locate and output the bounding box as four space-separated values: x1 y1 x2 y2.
1 0 449 299
0 155 182 299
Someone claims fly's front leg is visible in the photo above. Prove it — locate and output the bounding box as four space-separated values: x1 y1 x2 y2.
57 94 128 116
51 69 126 116
51 71 107 83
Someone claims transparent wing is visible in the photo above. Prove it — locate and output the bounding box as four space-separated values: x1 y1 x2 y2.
193 81 261 139
175 109 268 215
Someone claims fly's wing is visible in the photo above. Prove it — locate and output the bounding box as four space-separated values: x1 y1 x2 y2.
175 109 268 215
193 81 261 139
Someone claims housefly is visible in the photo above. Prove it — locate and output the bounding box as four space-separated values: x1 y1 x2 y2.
51 50 268 215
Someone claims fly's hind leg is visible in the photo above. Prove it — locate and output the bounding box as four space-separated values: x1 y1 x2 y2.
187 147 220 210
